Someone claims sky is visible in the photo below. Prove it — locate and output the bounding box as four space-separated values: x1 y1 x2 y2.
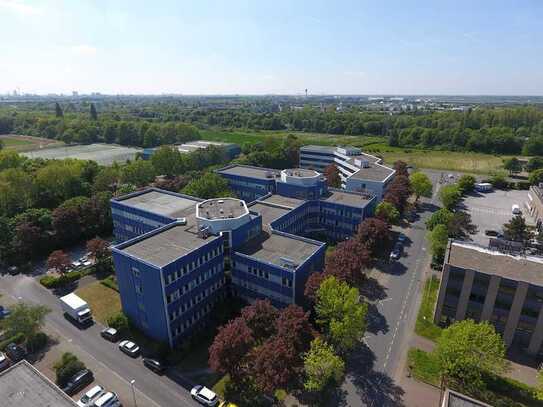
1 0 542 95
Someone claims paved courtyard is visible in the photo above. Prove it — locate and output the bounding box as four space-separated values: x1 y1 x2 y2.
461 189 535 245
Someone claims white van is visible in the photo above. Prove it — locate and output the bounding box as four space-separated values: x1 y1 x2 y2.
512 204 521 215
93 392 120 407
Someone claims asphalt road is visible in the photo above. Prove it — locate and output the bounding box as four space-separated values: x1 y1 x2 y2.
0 274 200 407
340 171 442 407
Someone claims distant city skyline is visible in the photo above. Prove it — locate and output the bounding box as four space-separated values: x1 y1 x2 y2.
1 0 542 95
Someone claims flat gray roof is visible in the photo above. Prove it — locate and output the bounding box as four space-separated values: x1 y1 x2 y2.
349 163 394 182
237 231 322 268
300 145 335 153
198 198 247 219
323 190 372 207
0 361 77 407
249 202 291 226
259 194 305 209
118 190 197 218
121 218 218 267
447 241 543 286
217 165 280 180
346 152 382 165
443 389 492 407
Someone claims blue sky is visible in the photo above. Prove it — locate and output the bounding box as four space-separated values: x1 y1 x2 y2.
1 0 542 95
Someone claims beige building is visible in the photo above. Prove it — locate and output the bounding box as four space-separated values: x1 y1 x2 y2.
435 240 543 355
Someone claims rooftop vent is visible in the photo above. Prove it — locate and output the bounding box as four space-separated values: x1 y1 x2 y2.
279 256 298 269
265 171 274 178
198 226 210 239
218 200 224 204
361 160 370 168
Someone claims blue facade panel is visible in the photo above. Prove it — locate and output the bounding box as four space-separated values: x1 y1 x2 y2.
111 200 174 242
220 173 276 202
276 180 327 201
231 214 262 250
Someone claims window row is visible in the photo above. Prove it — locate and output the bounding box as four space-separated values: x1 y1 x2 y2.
169 280 225 323
166 268 223 304
165 246 223 286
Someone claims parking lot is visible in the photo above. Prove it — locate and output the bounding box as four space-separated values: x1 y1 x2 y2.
461 189 535 245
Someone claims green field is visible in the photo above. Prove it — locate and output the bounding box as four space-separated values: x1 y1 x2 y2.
0 135 63 152
199 129 509 175
0 136 35 147
415 276 443 341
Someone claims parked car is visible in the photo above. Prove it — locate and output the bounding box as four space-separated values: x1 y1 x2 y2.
143 358 166 374
100 327 119 342
0 305 11 319
119 340 140 357
93 391 121 407
77 385 105 407
485 230 499 237
7 266 19 275
5 343 26 363
390 243 403 261
0 352 10 372
72 260 82 268
62 369 94 396
397 233 407 244
191 385 219 406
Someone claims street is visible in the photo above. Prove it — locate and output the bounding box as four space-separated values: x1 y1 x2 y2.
0 274 199 407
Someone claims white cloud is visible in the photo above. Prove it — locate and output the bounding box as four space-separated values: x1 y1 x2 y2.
0 0 40 15
70 45 97 57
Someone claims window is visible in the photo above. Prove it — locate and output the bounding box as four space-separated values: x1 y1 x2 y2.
135 284 143 294
132 267 140 278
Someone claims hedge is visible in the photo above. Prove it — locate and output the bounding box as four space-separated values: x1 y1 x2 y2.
100 275 119 292
40 271 82 288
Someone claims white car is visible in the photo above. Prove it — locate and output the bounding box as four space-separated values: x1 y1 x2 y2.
77 385 104 407
93 392 120 407
0 352 10 372
191 385 219 406
118 340 140 357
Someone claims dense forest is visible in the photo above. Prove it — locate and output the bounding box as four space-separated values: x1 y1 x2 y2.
1 102 543 155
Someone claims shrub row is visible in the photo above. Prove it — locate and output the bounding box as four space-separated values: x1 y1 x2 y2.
40 271 82 288
100 275 119 292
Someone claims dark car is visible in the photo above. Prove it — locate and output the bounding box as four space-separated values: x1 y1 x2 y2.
7 266 19 275
62 369 94 396
5 343 26 363
100 327 119 342
485 230 499 237
143 358 166 374
0 305 10 319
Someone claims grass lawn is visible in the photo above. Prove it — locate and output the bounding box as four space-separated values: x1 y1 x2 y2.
199 129 507 174
0 136 34 147
407 348 441 387
415 276 443 341
76 281 121 324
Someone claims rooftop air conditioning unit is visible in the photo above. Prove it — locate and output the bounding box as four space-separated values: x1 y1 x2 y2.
361 160 370 168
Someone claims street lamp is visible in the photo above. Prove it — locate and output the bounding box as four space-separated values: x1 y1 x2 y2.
130 379 137 407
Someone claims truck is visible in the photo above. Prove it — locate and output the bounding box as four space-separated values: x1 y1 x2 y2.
60 293 92 325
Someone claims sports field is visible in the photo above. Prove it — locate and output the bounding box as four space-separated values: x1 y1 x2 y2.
22 143 142 165
0 134 63 152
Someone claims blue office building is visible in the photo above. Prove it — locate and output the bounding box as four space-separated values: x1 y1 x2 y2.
111 164 377 347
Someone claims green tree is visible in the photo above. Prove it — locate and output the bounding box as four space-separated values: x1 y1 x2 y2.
434 320 507 394
54 352 86 387
529 169 543 186
121 160 156 187
315 276 367 353
503 214 532 243
90 103 98 120
503 157 522 175
527 157 543 173
151 146 182 177
303 338 345 392
457 175 476 194
439 184 461 210
429 224 448 263
537 369 543 401
489 171 508 189
410 172 433 201
106 312 130 334
54 102 63 118
375 201 400 224
3 302 50 341
426 208 454 231
181 173 233 199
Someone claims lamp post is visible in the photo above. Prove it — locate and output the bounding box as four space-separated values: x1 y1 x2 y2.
130 379 137 407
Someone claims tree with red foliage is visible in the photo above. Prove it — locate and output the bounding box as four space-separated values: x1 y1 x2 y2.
323 164 341 188
52 206 82 245
355 218 391 258
393 160 409 177
209 317 254 383
47 250 72 274
87 238 109 262
325 239 371 285
304 272 326 303
275 305 315 355
384 175 411 213
12 222 45 261
249 337 297 394
240 299 279 343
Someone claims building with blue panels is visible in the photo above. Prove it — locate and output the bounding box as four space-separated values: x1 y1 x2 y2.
299 145 395 199
216 164 280 201
142 141 240 161
111 164 377 347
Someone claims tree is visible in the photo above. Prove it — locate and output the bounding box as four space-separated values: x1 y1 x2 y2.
55 102 63 118
537 369 543 401
303 338 345 392
355 218 391 258
4 302 50 341
52 206 82 245
324 164 341 188
384 175 411 212
87 237 111 272
503 214 532 243
429 224 449 263
325 240 371 285
447 211 477 239
434 320 507 394
182 173 233 199
489 171 508 189
106 312 129 334
439 184 461 210
240 300 279 343
527 157 543 173
121 160 156 187
47 250 71 274
393 160 409 177
54 352 86 387
304 271 326 303
426 208 454 231
409 172 433 201
375 201 400 224
90 103 98 120
315 276 368 353
276 305 315 354
457 175 476 194
250 337 297 394
503 157 522 175
529 169 543 186
209 317 254 382
151 146 182 177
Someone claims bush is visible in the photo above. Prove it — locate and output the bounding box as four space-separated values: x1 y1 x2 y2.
40 271 82 288
27 332 48 352
100 275 119 292
106 312 129 334
54 352 86 387
0 332 25 351
457 175 476 194
39 275 58 288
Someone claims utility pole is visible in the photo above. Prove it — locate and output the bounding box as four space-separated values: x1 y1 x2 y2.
130 379 138 407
